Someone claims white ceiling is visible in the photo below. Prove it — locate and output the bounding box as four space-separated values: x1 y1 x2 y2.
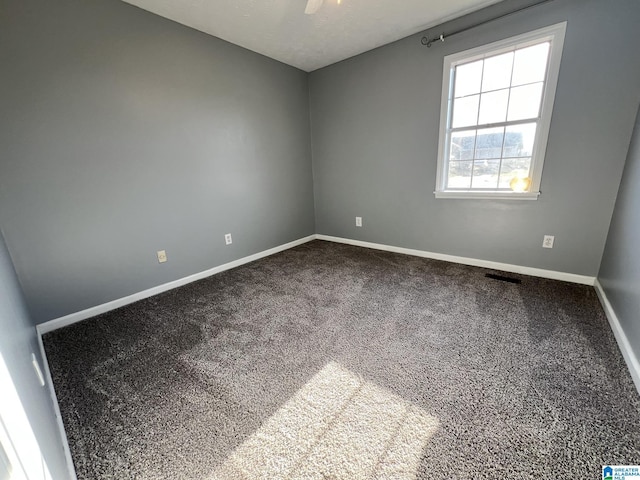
122 0 503 72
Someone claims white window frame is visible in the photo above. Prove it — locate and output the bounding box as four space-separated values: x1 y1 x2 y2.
435 22 567 200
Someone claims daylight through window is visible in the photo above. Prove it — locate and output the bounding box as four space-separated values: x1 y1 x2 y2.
435 23 566 199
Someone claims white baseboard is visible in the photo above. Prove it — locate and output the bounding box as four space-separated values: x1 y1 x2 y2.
315 235 596 285
37 235 315 335
35 334 78 480
38 233 596 335
594 280 640 395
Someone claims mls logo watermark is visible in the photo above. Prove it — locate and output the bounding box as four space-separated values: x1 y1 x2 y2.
603 465 640 480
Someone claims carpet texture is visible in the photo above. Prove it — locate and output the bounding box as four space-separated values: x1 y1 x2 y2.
43 240 640 479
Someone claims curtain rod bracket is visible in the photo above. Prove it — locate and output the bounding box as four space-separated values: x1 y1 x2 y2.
420 34 445 48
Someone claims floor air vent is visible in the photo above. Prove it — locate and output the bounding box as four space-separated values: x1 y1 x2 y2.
485 273 521 284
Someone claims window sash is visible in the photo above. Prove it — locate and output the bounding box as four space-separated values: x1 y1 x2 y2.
444 117 541 190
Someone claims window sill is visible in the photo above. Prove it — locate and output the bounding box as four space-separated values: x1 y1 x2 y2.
434 190 540 200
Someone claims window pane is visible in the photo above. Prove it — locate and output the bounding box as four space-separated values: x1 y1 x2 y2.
507 83 543 121
450 130 476 160
472 159 500 189
452 95 479 128
475 127 504 159
447 161 473 188
454 60 483 97
504 123 537 157
512 42 550 86
478 89 509 125
481 52 513 92
498 158 532 188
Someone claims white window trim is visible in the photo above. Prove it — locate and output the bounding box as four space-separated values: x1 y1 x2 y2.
435 22 567 200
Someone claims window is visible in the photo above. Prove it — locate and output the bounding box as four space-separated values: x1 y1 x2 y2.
435 23 566 200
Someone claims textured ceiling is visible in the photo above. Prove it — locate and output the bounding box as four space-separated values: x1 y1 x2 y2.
122 0 503 72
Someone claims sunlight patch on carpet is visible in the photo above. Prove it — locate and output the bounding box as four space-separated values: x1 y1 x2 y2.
209 361 439 479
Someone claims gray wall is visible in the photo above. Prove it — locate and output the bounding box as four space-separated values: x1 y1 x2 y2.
309 0 640 276
599 105 640 363
0 0 315 323
0 230 69 479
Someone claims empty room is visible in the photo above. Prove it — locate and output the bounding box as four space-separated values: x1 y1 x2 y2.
1 0 639 478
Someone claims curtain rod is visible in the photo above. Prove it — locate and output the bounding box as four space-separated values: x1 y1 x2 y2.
420 0 555 47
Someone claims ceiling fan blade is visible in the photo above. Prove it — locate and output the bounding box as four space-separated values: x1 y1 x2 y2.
305 0 324 15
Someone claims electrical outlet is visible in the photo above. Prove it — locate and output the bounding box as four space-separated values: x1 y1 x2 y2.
225 233 233 245
355 216 362 227
542 235 555 249
157 250 167 263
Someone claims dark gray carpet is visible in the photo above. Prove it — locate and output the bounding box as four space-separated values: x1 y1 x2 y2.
43 240 640 479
